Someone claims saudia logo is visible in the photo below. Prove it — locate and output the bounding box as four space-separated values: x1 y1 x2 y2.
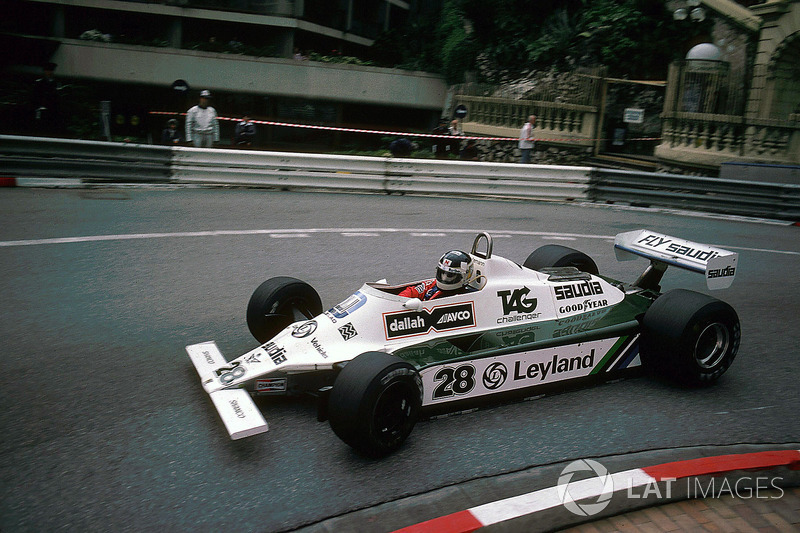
708 266 735 279
554 281 604 301
262 341 287 365
384 303 475 339
637 235 720 262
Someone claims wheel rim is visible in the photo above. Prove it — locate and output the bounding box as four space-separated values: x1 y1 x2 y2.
373 382 415 443
694 323 730 369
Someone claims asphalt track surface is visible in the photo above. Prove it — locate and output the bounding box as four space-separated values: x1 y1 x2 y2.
0 187 798 532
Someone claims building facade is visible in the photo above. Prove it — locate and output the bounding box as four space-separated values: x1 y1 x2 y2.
1 0 448 146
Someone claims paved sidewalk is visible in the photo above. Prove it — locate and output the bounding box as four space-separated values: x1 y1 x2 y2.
558 487 799 533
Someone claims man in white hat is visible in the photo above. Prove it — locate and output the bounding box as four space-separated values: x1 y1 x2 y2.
186 90 219 147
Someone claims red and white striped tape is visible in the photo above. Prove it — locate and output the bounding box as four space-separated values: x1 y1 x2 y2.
149 111 661 143
393 449 800 533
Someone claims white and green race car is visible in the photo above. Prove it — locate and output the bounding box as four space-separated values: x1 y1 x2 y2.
187 230 740 456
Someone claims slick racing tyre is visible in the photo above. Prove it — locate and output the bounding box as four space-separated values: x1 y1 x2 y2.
523 244 599 275
328 352 422 458
246 277 323 343
641 289 740 386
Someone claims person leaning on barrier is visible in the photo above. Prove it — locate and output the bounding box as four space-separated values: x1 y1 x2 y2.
389 138 415 157
185 90 219 148
161 118 183 145
234 114 256 147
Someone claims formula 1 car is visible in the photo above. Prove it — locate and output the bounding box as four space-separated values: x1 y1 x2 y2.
187 230 740 457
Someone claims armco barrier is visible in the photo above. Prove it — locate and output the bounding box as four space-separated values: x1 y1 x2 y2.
0 135 172 184
171 146 591 201
590 168 800 221
2 135 799 220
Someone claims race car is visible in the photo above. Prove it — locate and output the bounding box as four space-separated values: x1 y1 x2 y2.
187 230 740 457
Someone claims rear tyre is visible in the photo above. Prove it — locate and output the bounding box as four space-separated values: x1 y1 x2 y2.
328 352 422 457
641 289 740 386
523 244 599 275
246 277 322 343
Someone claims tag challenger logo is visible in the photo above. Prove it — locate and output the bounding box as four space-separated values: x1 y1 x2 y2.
497 287 540 324
384 302 475 339
498 287 537 314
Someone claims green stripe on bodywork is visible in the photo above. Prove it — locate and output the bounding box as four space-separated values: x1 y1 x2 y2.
590 335 629 375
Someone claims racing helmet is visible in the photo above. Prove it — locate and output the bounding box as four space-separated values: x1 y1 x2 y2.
436 250 473 290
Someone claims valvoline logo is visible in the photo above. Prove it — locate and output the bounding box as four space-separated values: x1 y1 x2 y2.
384 302 475 339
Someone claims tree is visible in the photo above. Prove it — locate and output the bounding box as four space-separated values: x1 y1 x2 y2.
370 0 712 82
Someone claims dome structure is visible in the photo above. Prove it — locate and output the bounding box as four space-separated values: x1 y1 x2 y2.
686 43 722 61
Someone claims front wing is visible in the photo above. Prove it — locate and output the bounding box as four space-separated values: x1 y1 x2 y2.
187 341 269 439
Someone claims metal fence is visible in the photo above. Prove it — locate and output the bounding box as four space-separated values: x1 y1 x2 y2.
2 135 798 221
590 168 800 221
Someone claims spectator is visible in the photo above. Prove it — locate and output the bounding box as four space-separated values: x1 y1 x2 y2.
234 114 256 147
460 139 479 161
519 114 536 164
160 118 183 145
449 118 463 156
32 62 59 134
431 118 449 159
185 90 219 148
389 138 414 157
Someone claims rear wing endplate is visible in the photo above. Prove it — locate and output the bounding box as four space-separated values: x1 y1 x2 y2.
187 341 269 439
614 230 737 290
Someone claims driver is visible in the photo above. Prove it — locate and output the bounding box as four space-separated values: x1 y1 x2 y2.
399 250 474 300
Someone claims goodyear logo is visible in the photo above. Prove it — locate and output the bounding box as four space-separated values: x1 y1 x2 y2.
384 302 475 339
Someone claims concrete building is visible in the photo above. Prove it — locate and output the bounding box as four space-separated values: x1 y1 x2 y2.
1 0 448 146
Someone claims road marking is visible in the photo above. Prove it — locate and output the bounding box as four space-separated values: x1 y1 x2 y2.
410 232 447 237
713 405 776 415
0 228 797 257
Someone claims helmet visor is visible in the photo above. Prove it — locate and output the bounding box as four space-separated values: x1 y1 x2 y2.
436 269 462 286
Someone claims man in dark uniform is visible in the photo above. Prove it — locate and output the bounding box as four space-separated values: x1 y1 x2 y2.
32 62 59 134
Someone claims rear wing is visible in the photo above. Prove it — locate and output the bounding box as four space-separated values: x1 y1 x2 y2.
614 230 737 290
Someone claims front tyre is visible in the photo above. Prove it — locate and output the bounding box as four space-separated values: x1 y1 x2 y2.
246 277 322 343
328 352 422 457
641 289 740 386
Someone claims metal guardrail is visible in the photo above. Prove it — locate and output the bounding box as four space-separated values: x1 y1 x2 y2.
2 135 798 220
0 135 172 183
169 146 592 201
590 168 800 221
